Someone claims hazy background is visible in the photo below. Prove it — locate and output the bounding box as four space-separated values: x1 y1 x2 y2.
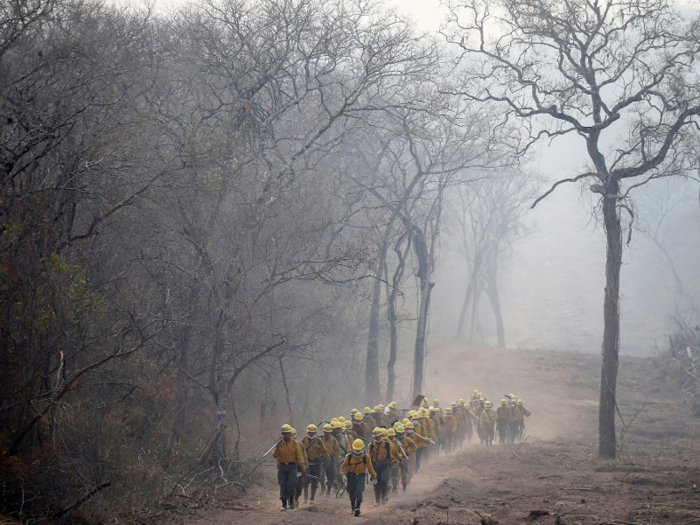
148 0 700 356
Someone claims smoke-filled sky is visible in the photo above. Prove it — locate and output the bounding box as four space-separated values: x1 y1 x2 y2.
150 0 700 356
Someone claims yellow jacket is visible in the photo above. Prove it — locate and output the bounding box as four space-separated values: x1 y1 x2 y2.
514 406 531 422
508 405 519 422
400 435 418 456
497 406 512 421
301 436 330 463
424 417 436 438
368 439 392 465
442 415 457 433
272 439 304 465
480 408 498 426
362 419 375 437
412 422 430 447
388 439 405 462
341 453 377 477
336 432 350 456
297 439 308 470
323 434 341 459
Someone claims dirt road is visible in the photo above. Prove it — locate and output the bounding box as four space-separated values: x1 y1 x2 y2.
162 345 700 525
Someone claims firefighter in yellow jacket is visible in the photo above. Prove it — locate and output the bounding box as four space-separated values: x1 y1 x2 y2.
442 407 458 453
386 428 406 495
322 423 341 496
368 427 393 505
341 439 377 517
496 399 512 444
290 428 307 508
272 424 305 511
479 401 498 446
516 399 531 439
395 423 415 491
301 424 330 504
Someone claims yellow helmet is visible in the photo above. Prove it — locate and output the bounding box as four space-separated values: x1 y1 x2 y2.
281 424 292 434
451 401 458 407
378 404 384 409
291 428 297 438
422 398 428 405
501 399 507 405
429 405 435 411
345 421 353 429
352 439 364 451
307 424 317 433
517 399 523 406
434 398 440 405
420 408 428 416
381 429 389 438
396 424 406 433
331 418 338 424
485 401 492 408
370 408 377 414
338 416 346 423
406 421 415 429
446 408 452 414
350 408 358 414
509 393 515 398
479 397 485 403
387 428 396 436
354 412 363 421
364 407 371 414
472 389 479 396
435 407 442 414
459 399 465 404
389 401 397 408
332 421 342 429
402 418 410 425
393 422 402 430
323 423 332 432
372 427 383 437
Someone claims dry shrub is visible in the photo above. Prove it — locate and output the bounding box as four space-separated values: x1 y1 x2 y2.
653 310 700 414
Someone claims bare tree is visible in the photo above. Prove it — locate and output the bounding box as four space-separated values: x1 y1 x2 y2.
444 0 700 458
449 169 540 347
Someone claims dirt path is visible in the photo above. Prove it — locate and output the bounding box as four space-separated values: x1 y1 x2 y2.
161 345 700 525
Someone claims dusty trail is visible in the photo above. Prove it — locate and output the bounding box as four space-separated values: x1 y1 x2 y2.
162 345 700 525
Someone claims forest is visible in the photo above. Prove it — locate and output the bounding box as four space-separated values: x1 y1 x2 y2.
1 0 699 522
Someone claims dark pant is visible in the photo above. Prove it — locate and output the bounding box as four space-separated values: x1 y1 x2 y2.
277 463 297 501
347 472 366 504
497 419 508 443
304 461 324 499
415 446 423 472
325 458 337 492
374 462 391 501
508 421 519 443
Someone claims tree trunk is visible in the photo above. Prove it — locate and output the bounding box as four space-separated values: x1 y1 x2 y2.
469 281 481 342
386 237 408 403
486 264 506 348
599 186 622 460
455 252 482 340
412 277 434 399
411 227 433 399
366 227 391 405
386 289 398 403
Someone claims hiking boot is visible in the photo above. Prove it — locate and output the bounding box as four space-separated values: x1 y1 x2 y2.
354 502 361 516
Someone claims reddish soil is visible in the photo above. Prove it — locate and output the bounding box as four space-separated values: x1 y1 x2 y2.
155 344 700 525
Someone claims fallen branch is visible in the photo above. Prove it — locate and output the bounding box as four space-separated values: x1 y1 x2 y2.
53 481 112 518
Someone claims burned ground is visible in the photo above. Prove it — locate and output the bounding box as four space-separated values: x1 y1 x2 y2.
154 344 700 525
